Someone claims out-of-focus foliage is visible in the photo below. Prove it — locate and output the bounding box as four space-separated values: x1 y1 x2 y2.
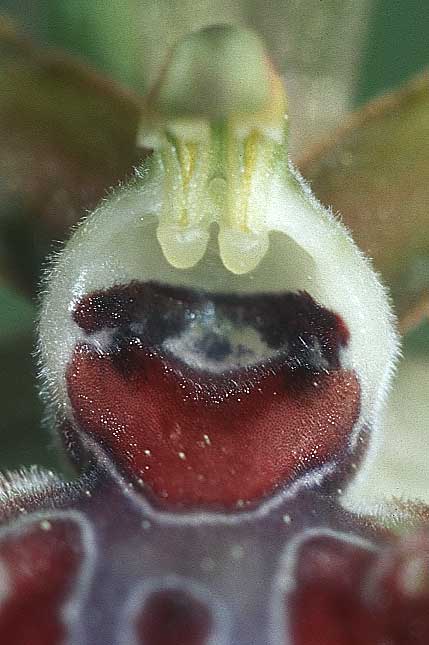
0 284 51 469
356 0 429 103
4 0 372 154
0 17 143 296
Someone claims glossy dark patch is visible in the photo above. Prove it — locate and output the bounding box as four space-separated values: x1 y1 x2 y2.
73 282 349 374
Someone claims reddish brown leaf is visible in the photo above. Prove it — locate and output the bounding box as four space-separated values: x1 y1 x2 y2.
0 18 144 293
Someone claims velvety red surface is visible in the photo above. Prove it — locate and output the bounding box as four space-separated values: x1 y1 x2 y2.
290 532 429 645
68 282 359 509
68 344 360 508
0 519 82 645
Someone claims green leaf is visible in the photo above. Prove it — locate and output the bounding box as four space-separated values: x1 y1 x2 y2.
0 284 34 340
0 331 61 471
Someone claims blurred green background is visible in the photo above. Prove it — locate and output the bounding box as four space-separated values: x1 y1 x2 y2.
0 1 428 505
2 1 428 107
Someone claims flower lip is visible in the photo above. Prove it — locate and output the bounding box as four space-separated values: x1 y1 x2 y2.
65 280 361 508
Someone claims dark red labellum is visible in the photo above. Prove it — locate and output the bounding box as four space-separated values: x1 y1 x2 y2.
68 282 359 509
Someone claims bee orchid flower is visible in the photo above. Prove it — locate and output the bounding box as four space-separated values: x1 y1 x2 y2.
0 23 428 645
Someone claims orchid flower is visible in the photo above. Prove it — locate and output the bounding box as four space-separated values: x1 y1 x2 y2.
0 16 429 645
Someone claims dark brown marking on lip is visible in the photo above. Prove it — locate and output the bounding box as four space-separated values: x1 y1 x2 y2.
73 281 350 374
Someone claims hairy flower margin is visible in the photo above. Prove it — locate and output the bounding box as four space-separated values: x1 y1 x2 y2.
0 25 428 645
